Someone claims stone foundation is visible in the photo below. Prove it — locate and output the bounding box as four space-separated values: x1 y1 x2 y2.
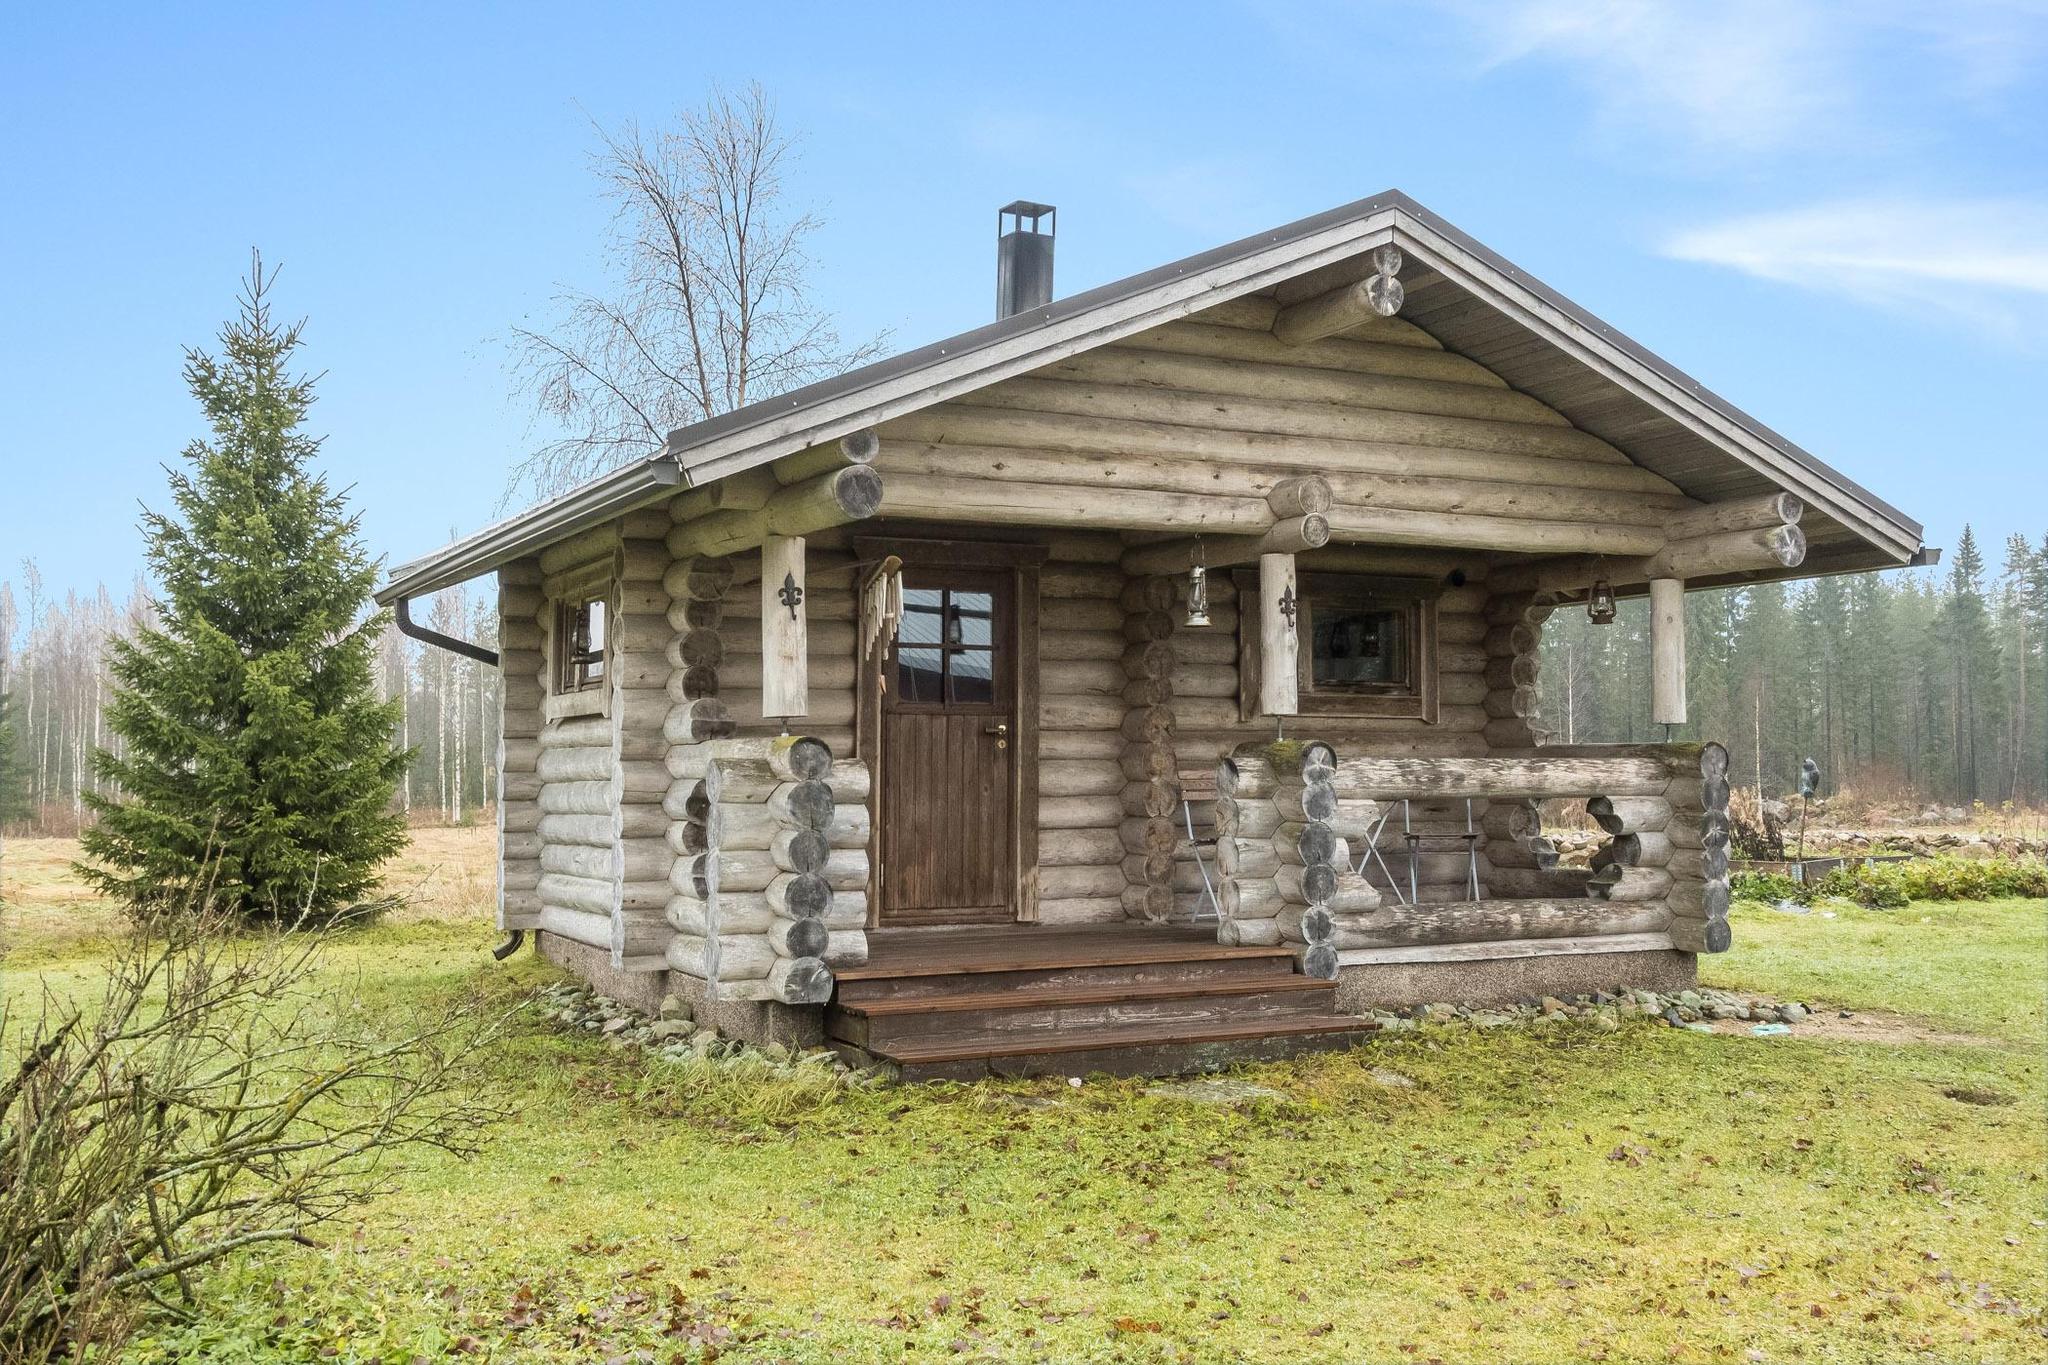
1333 947 1695 1013
536 932 825 1048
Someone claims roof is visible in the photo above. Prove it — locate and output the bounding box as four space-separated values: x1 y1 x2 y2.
377 190 1924 603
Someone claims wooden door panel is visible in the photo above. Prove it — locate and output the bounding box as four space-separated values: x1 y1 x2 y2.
880 570 1015 926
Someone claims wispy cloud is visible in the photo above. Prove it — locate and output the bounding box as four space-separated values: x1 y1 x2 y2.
1664 197 2048 334
1427 0 2048 157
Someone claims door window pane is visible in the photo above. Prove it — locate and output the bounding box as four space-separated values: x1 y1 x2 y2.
949 649 994 704
897 647 944 702
900 588 943 646
949 591 993 647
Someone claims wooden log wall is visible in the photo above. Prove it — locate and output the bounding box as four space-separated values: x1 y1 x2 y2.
875 298 1696 557
1037 533 1137 925
496 559 544 933
1471 588 1557 902
1118 574 1178 922
609 529 676 971
530 509 671 962
662 736 871 1002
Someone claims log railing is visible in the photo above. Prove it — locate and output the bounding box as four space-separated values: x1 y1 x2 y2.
1214 741 1731 978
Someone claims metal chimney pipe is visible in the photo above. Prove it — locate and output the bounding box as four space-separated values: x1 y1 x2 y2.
996 200 1055 319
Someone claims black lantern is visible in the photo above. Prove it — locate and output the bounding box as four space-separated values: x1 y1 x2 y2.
1587 578 1617 625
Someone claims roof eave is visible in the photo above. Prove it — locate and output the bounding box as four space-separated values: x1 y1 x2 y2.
374 454 684 604
1382 205 1924 561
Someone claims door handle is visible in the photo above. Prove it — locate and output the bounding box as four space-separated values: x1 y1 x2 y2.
984 721 1009 750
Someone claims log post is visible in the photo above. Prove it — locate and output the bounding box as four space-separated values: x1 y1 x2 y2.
760 535 808 720
1649 577 1686 726
1258 553 1299 718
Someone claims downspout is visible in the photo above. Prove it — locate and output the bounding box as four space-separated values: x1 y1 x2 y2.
393 596 517 958
394 596 499 667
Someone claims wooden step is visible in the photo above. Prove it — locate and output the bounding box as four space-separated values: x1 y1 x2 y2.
829 977 1338 1049
833 952 1298 1004
841 1014 1375 1082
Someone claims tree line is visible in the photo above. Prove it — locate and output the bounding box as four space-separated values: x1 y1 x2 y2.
1 571 502 833
1540 525 2048 808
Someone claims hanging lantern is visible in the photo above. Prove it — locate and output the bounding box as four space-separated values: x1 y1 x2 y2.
1587 577 1617 625
1184 563 1211 628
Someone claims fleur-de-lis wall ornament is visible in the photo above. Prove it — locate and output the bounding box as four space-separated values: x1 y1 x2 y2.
778 571 804 619
1277 584 1298 630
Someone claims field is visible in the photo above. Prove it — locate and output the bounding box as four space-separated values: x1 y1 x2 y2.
3 827 2044 1363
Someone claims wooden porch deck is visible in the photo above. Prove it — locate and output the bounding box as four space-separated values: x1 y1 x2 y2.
826 923 1371 1080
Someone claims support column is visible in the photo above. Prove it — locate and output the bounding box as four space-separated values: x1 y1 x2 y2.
1649 577 1686 726
1258 552 1299 718
761 535 808 721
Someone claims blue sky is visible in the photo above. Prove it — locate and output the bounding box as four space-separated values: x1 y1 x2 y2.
4 0 2046 608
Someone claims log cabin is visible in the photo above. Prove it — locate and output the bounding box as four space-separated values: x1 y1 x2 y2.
377 192 1930 1079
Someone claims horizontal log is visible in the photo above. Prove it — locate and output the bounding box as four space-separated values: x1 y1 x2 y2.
883 471 1274 535
538 873 613 917
1052 347 1563 428
1661 492 1801 542
1326 753 1683 800
885 405 1684 496
665 932 775 981
1041 794 1123 828
668 467 883 560
773 429 880 485
537 904 612 949
1120 515 1330 576
1326 897 1669 948
969 376 1629 464
1119 319 1499 386
1328 504 1663 557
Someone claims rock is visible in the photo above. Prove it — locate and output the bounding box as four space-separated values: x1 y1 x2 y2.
601 1017 629 1034
1367 1067 1415 1088
1539 996 1567 1016
690 1028 720 1052
1471 1011 1517 1028
1709 1003 1740 1020
1677 991 1703 1010
1662 1007 1684 1027
658 993 693 1022
1779 1003 1808 1024
1594 1013 1620 1032
649 1019 692 1041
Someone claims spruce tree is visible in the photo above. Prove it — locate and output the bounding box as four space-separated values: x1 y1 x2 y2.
81 259 408 922
0 684 27 827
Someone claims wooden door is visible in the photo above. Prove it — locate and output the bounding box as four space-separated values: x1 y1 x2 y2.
880 568 1016 925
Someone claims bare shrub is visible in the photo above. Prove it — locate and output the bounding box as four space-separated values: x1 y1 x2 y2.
0 902 503 1361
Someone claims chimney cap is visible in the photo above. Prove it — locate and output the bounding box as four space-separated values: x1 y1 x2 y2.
999 200 1056 230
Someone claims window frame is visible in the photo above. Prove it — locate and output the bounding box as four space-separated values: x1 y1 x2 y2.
1235 571 1442 723
543 562 616 723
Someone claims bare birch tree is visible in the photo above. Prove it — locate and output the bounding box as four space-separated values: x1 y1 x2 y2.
508 82 885 498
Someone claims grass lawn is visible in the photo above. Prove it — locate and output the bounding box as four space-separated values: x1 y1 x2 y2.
4 829 2043 1364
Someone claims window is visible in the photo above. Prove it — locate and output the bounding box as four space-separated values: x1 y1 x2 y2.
895 585 998 706
1237 572 1440 722
552 593 608 703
